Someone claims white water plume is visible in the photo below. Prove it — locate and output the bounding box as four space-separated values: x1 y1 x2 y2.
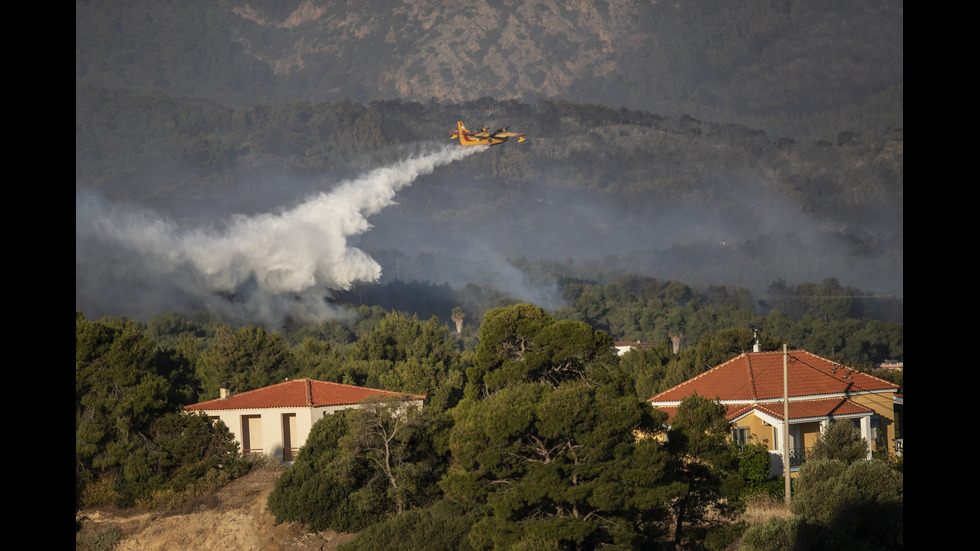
75 143 481 325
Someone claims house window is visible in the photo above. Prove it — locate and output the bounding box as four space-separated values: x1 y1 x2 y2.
733 426 750 446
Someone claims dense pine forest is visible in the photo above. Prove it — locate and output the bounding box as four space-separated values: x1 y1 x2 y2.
77 301 902 549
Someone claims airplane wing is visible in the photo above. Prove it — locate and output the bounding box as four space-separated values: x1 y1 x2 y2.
490 128 527 143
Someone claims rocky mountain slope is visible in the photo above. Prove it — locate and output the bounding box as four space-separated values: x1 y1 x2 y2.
75 0 902 140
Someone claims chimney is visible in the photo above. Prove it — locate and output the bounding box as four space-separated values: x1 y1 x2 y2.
752 328 761 353
219 382 230 399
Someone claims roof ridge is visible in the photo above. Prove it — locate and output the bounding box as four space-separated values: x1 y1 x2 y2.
746 353 759 401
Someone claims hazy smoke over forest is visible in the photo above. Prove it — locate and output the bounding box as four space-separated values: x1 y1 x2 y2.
75 144 482 326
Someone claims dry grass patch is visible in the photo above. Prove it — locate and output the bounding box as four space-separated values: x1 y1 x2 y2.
741 494 793 526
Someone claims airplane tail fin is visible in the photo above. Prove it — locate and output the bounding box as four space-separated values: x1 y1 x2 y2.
457 121 470 145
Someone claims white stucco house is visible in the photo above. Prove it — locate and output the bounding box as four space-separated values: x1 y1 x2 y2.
614 340 653 355
185 378 424 461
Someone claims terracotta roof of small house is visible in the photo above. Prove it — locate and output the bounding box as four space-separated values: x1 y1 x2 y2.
615 341 652 348
648 349 899 406
185 378 424 411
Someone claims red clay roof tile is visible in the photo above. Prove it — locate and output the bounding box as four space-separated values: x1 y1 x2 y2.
185 378 424 411
647 350 898 421
648 350 899 404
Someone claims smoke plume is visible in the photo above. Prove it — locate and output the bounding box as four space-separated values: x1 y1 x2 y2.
75 144 481 326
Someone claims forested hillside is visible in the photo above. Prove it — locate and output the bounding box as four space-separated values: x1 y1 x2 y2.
77 89 903 328
75 0 902 141
76 0 902 332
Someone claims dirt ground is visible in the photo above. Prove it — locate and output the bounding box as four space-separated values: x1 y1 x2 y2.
75 469 357 551
76 469 793 550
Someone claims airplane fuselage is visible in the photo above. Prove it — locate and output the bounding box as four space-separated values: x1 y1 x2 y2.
453 121 525 146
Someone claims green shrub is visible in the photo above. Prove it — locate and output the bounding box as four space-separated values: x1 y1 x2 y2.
268 411 386 532
338 499 480 551
80 475 118 508
135 486 183 510
740 477 786 501
810 419 868 464
738 443 773 488
244 451 287 471
738 516 831 551
704 521 748 551
82 526 124 551
790 459 902 550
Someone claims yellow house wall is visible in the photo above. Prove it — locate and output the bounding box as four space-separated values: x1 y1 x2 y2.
732 415 821 479
851 391 898 456
729 390 898 456
733 416 818 449
735 414 775 450
799 421 822 450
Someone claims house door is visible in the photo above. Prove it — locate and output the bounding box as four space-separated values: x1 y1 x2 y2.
282 413 298 461
241 415 263 455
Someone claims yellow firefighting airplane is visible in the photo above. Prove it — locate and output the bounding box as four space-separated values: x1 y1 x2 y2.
450 121 526 146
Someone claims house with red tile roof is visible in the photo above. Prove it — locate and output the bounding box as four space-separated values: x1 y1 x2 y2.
185 378 424 461
647 349 900 475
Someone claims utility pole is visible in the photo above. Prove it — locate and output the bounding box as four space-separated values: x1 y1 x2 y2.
783 344 791 506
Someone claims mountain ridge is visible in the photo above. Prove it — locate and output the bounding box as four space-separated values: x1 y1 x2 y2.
75 0 902 141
